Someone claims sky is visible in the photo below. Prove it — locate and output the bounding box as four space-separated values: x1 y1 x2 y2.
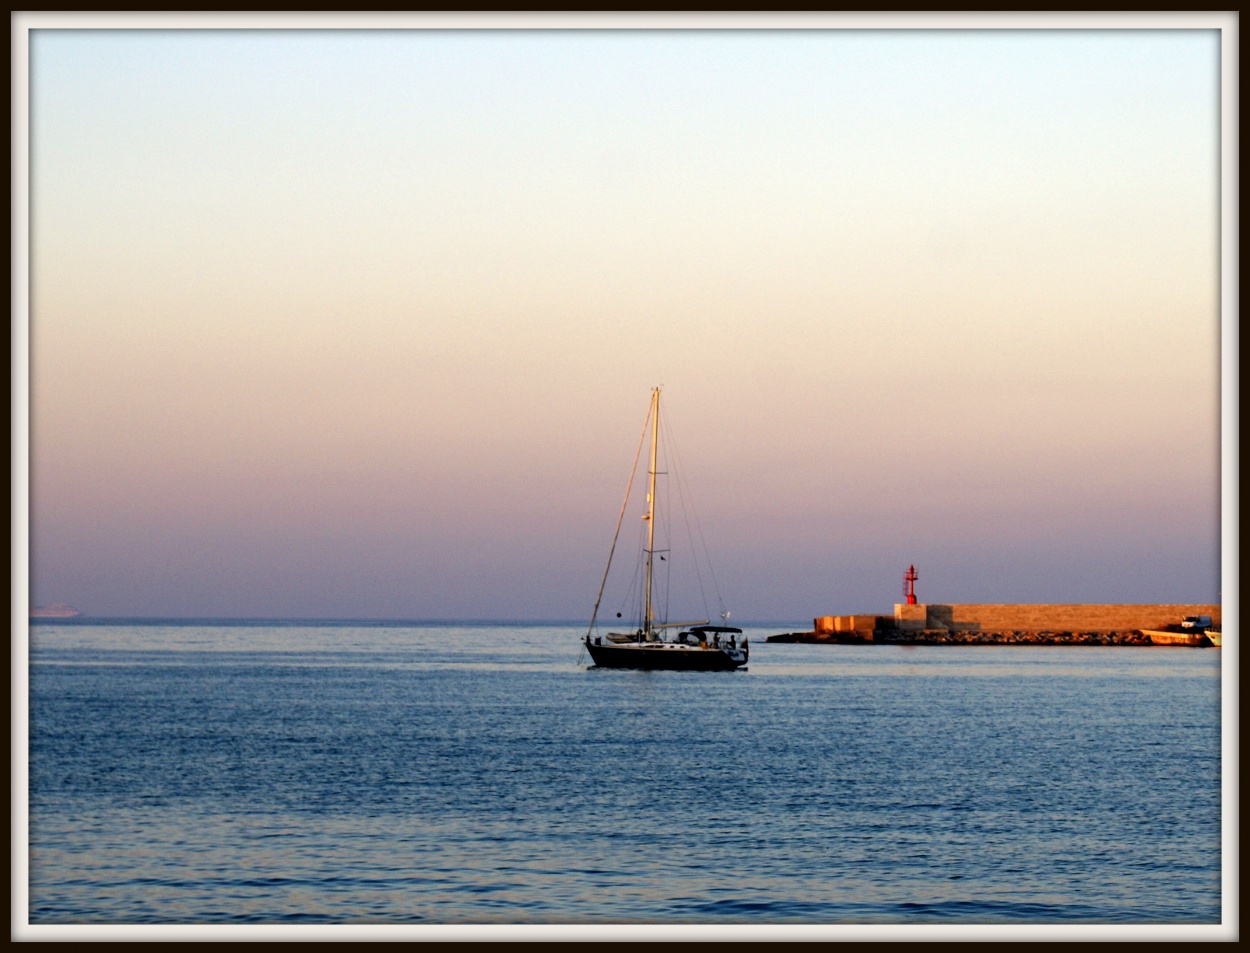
21 18 1229 622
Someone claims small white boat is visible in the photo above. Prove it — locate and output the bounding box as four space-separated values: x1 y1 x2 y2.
1141 627 1217 647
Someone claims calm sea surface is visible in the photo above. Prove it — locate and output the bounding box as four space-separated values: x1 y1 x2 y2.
25 622 1224 930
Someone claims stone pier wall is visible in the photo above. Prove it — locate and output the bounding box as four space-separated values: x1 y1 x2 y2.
893 604 1219 633
814 615 882 634
767 603 1223 646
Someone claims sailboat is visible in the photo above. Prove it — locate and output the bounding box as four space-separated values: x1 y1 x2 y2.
582 388 748 671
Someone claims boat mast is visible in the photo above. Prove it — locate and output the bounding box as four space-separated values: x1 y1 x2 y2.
643 387 660 639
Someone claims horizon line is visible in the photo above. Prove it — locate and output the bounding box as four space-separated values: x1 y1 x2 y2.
27 615 812 627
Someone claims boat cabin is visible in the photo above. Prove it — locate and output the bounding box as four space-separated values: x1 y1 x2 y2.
678 625 744 648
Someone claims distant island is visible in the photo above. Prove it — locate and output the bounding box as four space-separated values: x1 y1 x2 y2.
30 603 81 619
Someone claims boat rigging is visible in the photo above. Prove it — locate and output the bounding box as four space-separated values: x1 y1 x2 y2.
582 388 747 671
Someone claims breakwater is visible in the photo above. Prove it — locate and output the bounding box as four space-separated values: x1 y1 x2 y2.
890 603 1220 633
767 629 1159 646
767 603 1222 646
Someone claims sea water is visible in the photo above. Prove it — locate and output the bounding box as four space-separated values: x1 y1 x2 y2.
24 622 1223 930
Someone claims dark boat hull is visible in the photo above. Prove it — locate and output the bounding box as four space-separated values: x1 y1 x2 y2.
585 641 747 671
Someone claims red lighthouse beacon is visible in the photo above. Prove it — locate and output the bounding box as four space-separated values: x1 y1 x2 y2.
903 564 919 606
